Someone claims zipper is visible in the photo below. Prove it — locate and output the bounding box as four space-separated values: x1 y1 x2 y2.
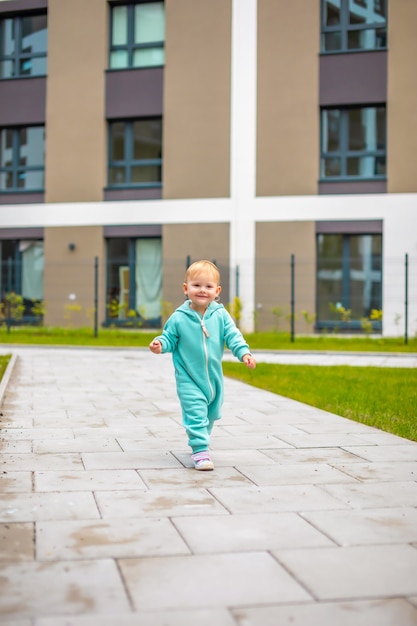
195 310 214 401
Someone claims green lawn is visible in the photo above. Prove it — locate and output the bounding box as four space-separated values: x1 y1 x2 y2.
0 326 416 352
0 355 11 379
223 362 417 442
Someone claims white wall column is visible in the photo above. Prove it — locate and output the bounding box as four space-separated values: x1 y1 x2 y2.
229 0 257 332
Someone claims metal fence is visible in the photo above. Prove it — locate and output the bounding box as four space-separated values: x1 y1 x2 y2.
0 253 415 342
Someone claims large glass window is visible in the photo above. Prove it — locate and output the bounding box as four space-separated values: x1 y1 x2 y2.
317 233 382 330
108 118 162 188
321 106 386 180
0 239 44 322
0 126 45 192
106 237 162 326
322 0 387 52
0 13 47 78
110 2 165 69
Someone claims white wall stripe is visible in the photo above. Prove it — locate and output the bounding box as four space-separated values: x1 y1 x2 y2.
229 0 257 331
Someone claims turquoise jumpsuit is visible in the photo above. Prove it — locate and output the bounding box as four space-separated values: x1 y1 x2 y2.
154 300 251 453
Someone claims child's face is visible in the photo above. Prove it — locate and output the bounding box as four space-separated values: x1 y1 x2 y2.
183 271 222 313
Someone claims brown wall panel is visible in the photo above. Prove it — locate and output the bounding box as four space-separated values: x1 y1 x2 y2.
257 0 319 197
163 0 232 199
387 1 417 192
0 0 47 14
0 77 46 125
255 222 316 332
319 180 387 195
43 226 105 327
45 0 107 202
162 223 230 316
106 68 163 119
320 52 387 106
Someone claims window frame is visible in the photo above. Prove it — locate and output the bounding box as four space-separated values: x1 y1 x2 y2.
320 105 386 181
107 118 163 189
321 0 387 54
0 238 44 324
0 125 45 193
315 232 383 332
105 235 162 328
109 1 165 70
0 11 47 79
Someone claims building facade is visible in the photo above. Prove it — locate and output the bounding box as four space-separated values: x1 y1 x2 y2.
0 0 416 336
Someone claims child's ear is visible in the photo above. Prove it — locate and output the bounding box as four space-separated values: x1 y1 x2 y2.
182 283 188 298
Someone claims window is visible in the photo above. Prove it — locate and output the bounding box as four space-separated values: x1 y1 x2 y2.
109 1 165 69
0 126 45 191
320 106 386 180
316 233 382 330
0 239 44 322
108 118 162 188
106 237 162 326
0 13 47 78
321 0 387 52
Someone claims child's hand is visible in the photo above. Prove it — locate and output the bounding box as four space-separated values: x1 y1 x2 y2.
243 354 256 369
149 340 162 354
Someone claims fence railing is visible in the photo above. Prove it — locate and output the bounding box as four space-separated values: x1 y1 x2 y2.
0 253 414 342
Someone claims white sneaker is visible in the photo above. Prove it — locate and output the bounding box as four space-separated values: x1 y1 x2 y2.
191 451 214 471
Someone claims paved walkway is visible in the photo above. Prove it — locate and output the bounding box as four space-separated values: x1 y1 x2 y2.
0 346 417 626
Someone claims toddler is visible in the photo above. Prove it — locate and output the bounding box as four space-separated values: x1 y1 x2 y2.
149 260 256 470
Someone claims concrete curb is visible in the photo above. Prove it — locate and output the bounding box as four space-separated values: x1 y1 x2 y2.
0 352 18 407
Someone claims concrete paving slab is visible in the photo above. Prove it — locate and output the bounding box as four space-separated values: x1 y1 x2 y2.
138 466 254 489
208 433 294 449
319 479 417 508
81 449 183 470
36 517 190 560
237 462 359 486
0 492 100 523
0 471 32 493
291 419 382 435
0 452 83 471
276 432 378 448
116 436 188 450
342 443 417 462
34 469 147 491
0 522 34 560
217 422 306 435
95 488 229 518
273 544 417 600
0 427 74 440
210 484 351 513
0 415 33 428
172 511 334 553
260 446 365 464
232 599 417 626
33 437 122 453
0 440 31 453
118 552 312 611
35 608 237 626
0 559 130 618
332 460 417 482
301 506 417 546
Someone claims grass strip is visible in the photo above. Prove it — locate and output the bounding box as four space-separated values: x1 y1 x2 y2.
0 355 11 379
0 327 416 352
223 362 417 442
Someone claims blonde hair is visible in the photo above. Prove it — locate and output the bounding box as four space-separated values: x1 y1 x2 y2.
185 260 220 284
